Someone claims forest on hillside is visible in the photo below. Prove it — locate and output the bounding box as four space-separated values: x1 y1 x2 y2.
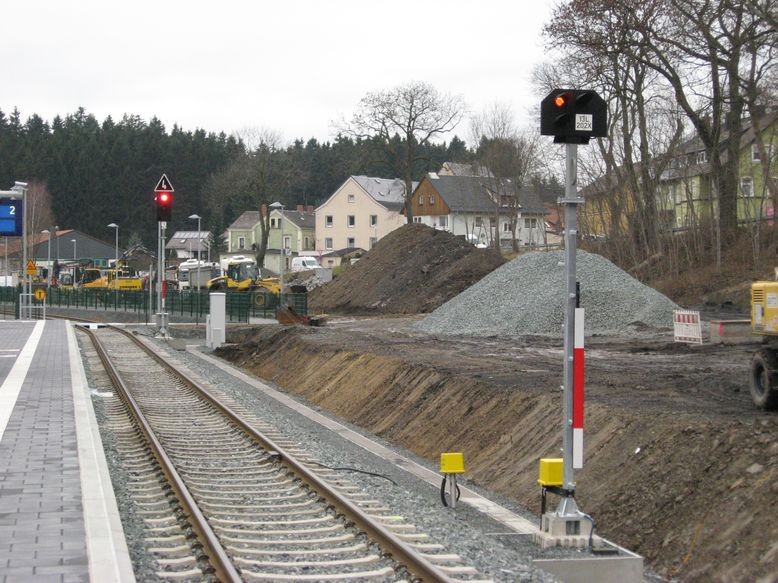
0 106 481 249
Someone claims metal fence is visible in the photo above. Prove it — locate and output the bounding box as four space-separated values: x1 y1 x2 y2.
0 287 307 323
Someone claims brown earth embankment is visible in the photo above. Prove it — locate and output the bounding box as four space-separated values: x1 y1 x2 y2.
217 326 778 582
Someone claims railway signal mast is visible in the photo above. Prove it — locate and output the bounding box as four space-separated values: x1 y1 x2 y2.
154 174 174 337
540 89 607 539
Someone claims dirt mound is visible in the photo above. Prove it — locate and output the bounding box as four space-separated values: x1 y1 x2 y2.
308 224 505 314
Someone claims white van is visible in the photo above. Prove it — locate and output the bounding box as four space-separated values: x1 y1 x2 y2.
290 257 320 272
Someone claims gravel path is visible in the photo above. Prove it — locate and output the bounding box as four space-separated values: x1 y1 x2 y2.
415 250 679 337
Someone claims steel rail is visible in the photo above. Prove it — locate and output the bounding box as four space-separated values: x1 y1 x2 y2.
80 326 243 583
110 324 455 583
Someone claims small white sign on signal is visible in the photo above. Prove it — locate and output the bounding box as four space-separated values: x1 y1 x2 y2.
673 310 703 344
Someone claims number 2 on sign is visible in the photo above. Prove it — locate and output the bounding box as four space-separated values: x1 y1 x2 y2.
575 114 593 132
9 207 14 215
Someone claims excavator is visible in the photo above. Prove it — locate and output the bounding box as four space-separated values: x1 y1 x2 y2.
749 280 778 409
206 256 281 306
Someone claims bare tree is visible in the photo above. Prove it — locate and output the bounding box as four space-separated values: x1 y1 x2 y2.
471 103 540 252
342 81 465 220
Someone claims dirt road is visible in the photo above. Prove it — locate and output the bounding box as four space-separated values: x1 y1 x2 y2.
217 317 777 582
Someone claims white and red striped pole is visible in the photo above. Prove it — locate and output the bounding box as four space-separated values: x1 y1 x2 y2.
573 307 585 469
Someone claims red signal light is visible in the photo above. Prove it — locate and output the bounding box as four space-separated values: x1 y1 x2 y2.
159 192 170 203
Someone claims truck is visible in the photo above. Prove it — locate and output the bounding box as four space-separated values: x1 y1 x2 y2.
749 281 778 409
206 256 281 302
177 259 221 290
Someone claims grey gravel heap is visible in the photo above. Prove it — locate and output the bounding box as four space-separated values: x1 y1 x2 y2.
415 250 679 337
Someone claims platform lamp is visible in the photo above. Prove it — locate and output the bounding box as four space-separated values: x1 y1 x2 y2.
188 214 202 324
71 238 76 260
269 202 285 296
41 229 51 294
107 223 119 268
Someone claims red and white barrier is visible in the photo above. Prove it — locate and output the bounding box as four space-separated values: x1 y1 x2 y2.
573 307 585 469
673 309 702 344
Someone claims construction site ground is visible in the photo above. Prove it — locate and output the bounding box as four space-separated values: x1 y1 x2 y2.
217 317 778 583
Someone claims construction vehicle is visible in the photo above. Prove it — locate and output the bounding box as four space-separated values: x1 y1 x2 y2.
79 267 143 291
749 281 778 409
206 256 281 305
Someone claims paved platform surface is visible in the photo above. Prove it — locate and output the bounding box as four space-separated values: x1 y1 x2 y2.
0 320 133 583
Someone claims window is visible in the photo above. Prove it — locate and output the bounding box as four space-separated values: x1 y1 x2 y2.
439 215 448 228
696 151 707 164
348 194 355 203
369 237 377 249
238 236 245 249
741 176 754 197
325 215 333 227
347 215 356 227
304 236 311 250
429 194 435 205
753 144 773 162
370 214 378 227
325 237 333 250
283 235 291 250
503 221 512 232
524 218 537 229
347 237 355 248
418 195 424 205
668 184 676 205
475 216 483 227
413 216 423 223
271 217 279 228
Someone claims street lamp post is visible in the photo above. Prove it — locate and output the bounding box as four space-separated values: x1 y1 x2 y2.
188 214 202 325
107 223 119 268
269 202 285 299
71 239 76 260
108 223 119 304
42 230 51 294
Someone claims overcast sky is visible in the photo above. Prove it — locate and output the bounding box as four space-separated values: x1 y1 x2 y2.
2 0 558 146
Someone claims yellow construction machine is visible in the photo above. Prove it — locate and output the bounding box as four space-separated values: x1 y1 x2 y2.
206 256 280 306
749 281 778 409
79 267 143 291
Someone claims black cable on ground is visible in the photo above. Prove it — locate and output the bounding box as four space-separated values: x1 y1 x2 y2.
439 475 461 507
580 512 596 549
308 461 397 485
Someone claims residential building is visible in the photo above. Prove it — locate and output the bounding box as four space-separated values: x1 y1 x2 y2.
319 247 367 269
165 230 212 264
225 211 261 254
265 207 316 275
315 176 410 254
410 173 548 248
1 228 117 280
224 206 315 273
660 113 778 229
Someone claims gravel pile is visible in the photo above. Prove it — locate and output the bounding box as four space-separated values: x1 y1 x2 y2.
415 250 679 337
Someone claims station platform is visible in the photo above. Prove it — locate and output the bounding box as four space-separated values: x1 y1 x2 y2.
0 320 133 583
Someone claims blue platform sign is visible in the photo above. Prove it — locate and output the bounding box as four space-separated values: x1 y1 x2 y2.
0 198 23 236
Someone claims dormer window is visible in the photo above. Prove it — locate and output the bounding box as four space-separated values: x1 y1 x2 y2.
697 151 707 164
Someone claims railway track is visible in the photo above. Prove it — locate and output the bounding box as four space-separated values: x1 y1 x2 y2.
79 324 488 582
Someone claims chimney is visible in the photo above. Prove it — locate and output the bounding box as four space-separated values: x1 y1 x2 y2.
297 204 304 212
260 203 267 216
307 205 315 213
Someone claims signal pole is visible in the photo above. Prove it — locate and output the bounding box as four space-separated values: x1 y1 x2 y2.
539 89 607 543
154 174 174 337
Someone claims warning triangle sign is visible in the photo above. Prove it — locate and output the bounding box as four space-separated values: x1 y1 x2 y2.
154 174 174 192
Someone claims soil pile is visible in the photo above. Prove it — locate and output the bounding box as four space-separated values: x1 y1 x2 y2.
416 250 679 337
309 224 505 314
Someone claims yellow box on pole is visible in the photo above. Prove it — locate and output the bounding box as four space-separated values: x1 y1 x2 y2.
439 453 465 474
538 458 563 486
